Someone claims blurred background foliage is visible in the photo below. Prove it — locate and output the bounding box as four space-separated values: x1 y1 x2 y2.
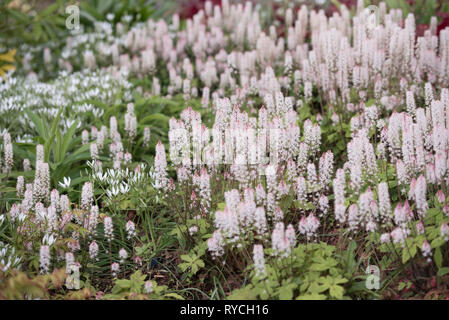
1 0 449 80
0 0 178 45
0 0 179 78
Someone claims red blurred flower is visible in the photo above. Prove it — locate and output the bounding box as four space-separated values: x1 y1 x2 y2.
178 0 222 19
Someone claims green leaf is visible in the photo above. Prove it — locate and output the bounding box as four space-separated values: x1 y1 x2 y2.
310 256 337 271
59 120 78 162
278 283 295 300
131 271 145 283
437 267 449 276
44 108 63 163
41 2 60 17
227 286 258 300
329 285 344 299
402 243 417 264
114 279 131 290
297 293 327 300
7 9 30 24
32 21 41 41
164 292 185 300
434 247 443 269
25 109 47 140
80 2 105 20
180 254 192 262
178 263 189 272
431 237 445 249
308 281 329 294
427 208 441 218
140 113 170 126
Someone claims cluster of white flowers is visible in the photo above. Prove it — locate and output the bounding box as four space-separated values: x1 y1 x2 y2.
0 242 22 272
39 245 51 274
0 71 132 136
253 244 266 278
104 217 114 242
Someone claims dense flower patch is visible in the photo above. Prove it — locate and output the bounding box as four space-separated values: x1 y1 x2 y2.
1 0 449 300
